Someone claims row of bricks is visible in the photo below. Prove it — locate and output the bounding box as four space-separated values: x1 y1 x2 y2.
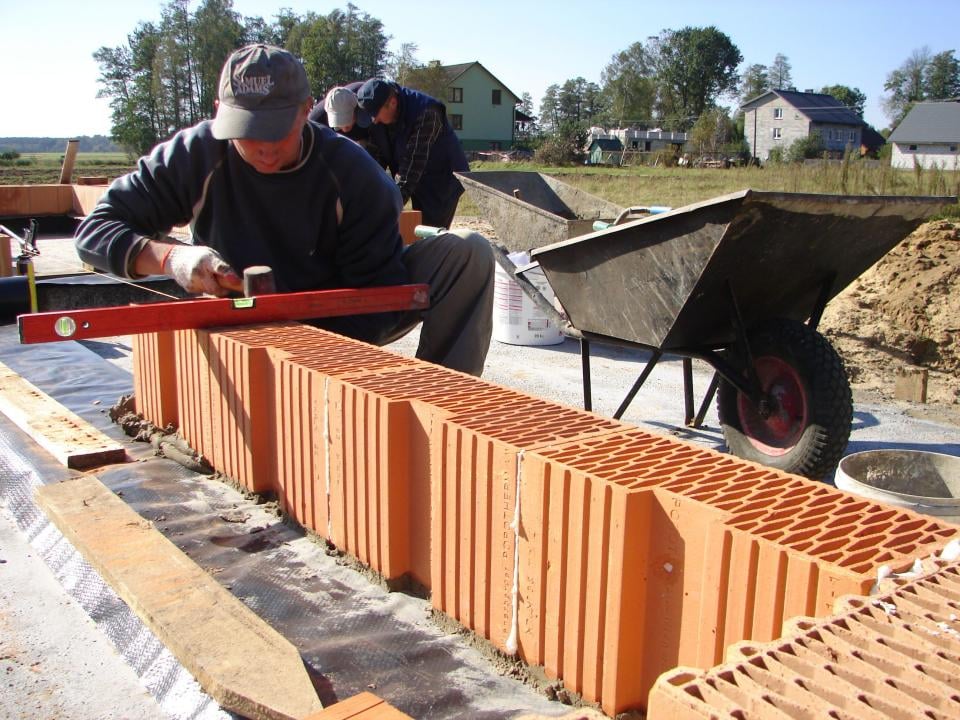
647 557 960 719
132 323 959 715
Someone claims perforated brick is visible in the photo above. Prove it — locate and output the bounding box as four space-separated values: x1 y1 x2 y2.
648 558 960 719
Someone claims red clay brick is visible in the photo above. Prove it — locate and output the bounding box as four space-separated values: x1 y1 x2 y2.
132 331 178 428
327 381 414 581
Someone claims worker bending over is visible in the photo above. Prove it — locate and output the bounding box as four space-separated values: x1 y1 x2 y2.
357 79 469 229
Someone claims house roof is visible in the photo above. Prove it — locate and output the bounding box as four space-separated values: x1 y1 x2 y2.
740 89 863 126
440 61 521 104
887 100 960 143
590 138 623 151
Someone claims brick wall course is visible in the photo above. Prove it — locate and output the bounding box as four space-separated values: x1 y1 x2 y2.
135 323 960 718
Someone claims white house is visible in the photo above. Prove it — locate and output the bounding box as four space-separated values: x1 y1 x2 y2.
887 100 960 170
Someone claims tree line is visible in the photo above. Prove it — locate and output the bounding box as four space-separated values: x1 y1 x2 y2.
0 136 120 154
94 2 958 159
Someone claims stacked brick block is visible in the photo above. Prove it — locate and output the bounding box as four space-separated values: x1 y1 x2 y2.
132 324 960 717
648 555 960 718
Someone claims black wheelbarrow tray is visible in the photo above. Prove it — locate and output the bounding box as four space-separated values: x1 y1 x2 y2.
506 188 956 480
456 171 625 251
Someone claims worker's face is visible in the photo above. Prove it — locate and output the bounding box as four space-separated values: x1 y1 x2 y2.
232 102 311 174
372 95 399 125
334 119 355 134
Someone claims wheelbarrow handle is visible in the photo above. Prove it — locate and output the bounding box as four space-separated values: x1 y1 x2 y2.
592 205 673 232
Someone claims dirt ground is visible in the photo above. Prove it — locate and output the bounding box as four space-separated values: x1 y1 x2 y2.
456 214 960 427
819 219 960 424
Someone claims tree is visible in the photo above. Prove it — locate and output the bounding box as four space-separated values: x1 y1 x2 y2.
287 5 388 97
191 0 245 115
538 78 605 134
514 92 539 148
653 26 742 130
883 46 932 125
94 21 166 155
768 53 792 90
786 134 824 163
385 42 420 84
820 84 867 117
405 60 450 102
600 41 657 127
538 84 561 133
925 50 960 100
687 107 737 155
94 2 389 152
738 63 769 103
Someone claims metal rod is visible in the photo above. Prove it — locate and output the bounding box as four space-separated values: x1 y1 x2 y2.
682 357 694 425
614 350 662 420
692 372 721 428
807 272 837 331
580 338 592 412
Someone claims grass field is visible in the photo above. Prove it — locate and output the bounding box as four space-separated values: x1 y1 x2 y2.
2 152 958 219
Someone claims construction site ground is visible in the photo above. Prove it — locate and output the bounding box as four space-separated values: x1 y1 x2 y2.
1 220 958 719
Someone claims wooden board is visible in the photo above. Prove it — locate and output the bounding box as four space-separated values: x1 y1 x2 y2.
35 476 324 720
0 360 126 469
302 692 411 719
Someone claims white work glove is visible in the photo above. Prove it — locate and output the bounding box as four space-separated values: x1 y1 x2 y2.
164 245 241 296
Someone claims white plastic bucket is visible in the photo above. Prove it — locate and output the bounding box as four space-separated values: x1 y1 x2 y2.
834 449 960 525
493 252 564 346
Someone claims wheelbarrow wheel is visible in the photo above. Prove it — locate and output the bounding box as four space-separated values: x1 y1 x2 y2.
717 319 852 480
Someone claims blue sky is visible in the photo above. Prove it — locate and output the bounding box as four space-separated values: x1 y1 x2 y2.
3 0 957 137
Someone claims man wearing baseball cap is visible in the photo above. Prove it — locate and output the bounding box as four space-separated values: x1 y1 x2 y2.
75 44 493 375
308 83 386 167
357 79 469 229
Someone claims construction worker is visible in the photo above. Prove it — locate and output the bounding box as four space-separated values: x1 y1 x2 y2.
356 79 469 229
74 44 493 376
309 83 386 168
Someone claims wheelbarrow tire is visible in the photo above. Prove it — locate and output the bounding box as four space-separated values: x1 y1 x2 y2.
717 319 852 480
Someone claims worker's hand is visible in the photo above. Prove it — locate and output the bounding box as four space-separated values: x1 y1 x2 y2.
164 245 242 296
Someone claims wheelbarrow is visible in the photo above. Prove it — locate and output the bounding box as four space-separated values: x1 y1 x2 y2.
455 171 625 252
484 187 957 480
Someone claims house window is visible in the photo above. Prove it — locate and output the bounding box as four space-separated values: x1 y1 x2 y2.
909 144 918 151
951 145 958 152
449 87 463 103
849 130 856 141
492 89 502 105
772 128 782 140
773 107 783 119
450 114 463 130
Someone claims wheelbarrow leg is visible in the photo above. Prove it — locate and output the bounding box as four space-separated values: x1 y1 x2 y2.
682 358 695 425
614 350 663 420
691 371 721 428
581 338 592 411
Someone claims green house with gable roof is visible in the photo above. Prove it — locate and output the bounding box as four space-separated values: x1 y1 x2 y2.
436 62 522 151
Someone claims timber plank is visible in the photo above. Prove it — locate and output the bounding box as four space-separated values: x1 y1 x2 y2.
302 691 412 719
35 476 323 720
0 360 126 468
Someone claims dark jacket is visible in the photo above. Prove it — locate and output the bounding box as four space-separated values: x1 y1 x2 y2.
382 84 468 224
75 121 407 341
